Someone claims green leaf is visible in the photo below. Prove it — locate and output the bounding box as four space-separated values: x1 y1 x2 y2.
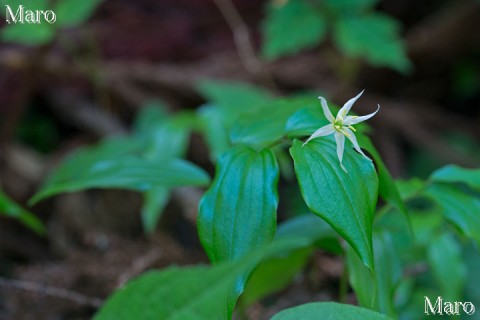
1 0 49 14
134 103 194 160
427 233 466 302
275 213 338 249
285 105 330 139
358 135 408 217
241 213 340 307
261 0 327 60
0 190 45 234
333 14 412 73
198 146 279 263
133 101 169 135
430 165 480 192
55 0 103 27
290 138 378 269
464 244 480 305
425 183 480 244
347 232 402 317
394 178 425 200
285 101 367 140
95 237 310 320
141 186 170 234
231 98 312 148
271 302 393 320
133 104 195 232
1 23 55 45
197 80 273 114
30 156 209 204
324 0 379 11
197 104 231 160
142 112 194 160
240 247 312 307
1 0 56 45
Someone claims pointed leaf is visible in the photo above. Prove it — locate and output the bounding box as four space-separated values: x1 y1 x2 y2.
430 165 480 191
290 138 378 269
0 190 45 234
30 157 209 204
334 14 412 73
198 146 279 263
425 183 480 244
55 0 104 27
261 1 327 59
197 104 232 160
95 237 310 320
271 302 393 320
347 231 402 317
358 135 408 217
427 233 466 302
231 98 310 148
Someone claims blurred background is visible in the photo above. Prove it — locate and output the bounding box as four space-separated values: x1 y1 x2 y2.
0 0 479 319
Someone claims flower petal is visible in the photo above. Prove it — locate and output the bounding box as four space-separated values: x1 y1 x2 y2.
318 96 335 122
303 124 334 146
343 105 380 126
334 131 347 172
336 90 365 121
344 128 371 161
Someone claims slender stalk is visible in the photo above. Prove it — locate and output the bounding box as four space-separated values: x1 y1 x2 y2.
339 258 349 303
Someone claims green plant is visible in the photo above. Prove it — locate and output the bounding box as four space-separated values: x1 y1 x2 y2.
0 189 45 234
1 0 104 45
261 0 412 73
28 80 480 319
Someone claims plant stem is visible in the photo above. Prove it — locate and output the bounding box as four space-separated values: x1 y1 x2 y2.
339 257 349 303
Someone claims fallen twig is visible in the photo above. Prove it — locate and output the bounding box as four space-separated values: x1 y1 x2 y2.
0 276 104 308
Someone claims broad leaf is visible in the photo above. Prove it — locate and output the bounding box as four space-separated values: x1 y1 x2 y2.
198 146 279 262
285 106 330 139
134 105 195 232
1 23 55 45
333 14 411 73
394 178 425 200
261 0 327 59
1 0 56 45
240 247 312 307
347 232 402 317
196 81 273 156
430 165 480 192
95 237 310 320
241 214 339 307
133 101 169 135
197 104 231 160
135 109 194 160
55 0 104 27
290 138 378 269
31 156 209 204
0 190 45 234
464 244 480 305
425 183 480 244
358 135 408 217
427 233 466 302
271 302 393 320
276 213 341 253
231 98 313 148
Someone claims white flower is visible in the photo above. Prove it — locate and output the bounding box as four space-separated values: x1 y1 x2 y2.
303 90 379 172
